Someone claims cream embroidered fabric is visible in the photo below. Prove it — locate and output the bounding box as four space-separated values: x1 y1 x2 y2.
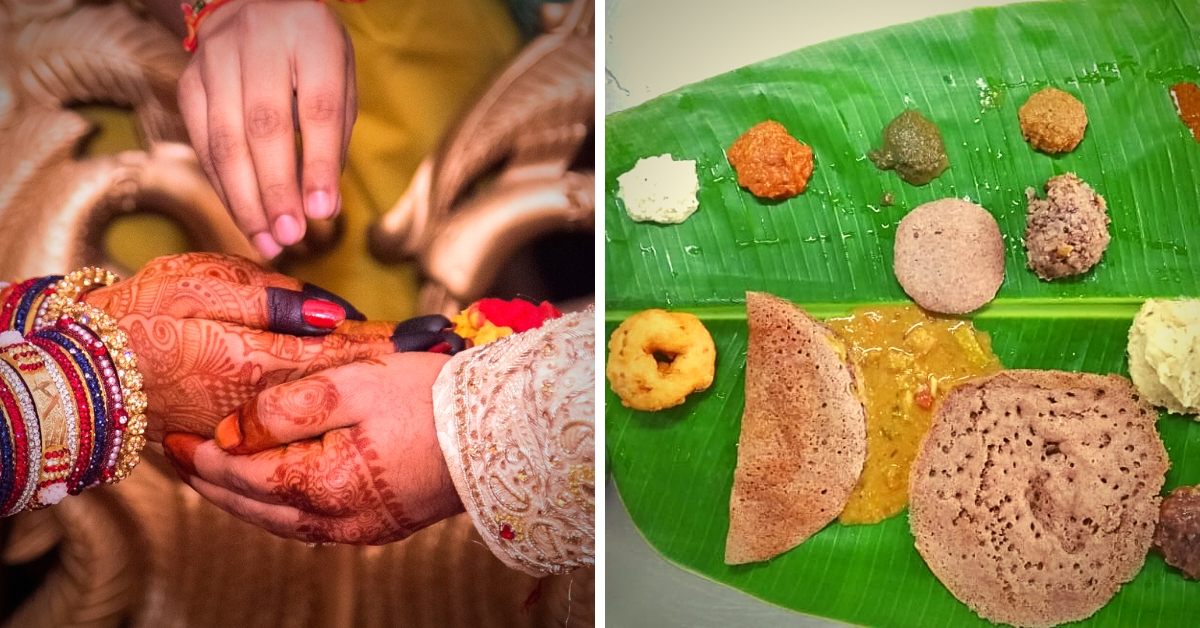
432 310 595 576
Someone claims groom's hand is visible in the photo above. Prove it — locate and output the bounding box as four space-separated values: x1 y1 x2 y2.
161 351 463 545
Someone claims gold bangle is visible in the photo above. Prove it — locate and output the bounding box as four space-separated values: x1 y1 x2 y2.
59 302 147 482
40 267 119 330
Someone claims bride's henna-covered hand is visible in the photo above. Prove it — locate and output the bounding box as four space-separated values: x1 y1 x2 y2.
81 253 395 440
162 352 463 545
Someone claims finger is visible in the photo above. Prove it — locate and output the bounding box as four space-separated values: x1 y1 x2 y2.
166 433 317 507
176 466 312 540
213 362 374 453
266 286 346 334
200 51 277 258
86 275 344 334
329 320 395 340
294 16 349 221
241 36 305 247
178 66 230 208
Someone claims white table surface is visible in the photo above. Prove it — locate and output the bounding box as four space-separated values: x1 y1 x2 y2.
604 1 1027 627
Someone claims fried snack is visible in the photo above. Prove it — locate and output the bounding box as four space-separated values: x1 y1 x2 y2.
606 309 716 411
726 120 814 199
1018 87 1088 154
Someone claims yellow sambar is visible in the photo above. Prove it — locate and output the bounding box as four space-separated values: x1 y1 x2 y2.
827 306 1001 525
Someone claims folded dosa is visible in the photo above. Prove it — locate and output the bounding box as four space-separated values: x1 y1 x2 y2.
725 292 867 564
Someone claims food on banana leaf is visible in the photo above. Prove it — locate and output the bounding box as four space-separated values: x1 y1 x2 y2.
1171 82 1200 142
1155 484 1200 579
726 120 814 199
616 154 700 224
1024 173 1111 280
910 370 1168 628
892 198 1005 314
826 305 1002 525
868 109 949 186
1018 87 1089 154
1127 297 1200 416
606 309 716 411
725 292 866 565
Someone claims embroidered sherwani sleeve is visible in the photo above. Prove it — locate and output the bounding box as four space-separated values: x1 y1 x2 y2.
431 311 595 576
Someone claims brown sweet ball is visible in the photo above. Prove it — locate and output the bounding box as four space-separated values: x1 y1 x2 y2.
726 120 814 199
1018 87 1088 154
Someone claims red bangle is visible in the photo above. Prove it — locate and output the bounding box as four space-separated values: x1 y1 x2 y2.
183 0 367 53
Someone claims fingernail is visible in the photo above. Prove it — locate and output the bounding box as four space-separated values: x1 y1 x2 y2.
214 415 244 452
253 232 283 259
306 190 334 220
302 283 366 321
163 432 201 477
274 215 303 245
302 299 346 329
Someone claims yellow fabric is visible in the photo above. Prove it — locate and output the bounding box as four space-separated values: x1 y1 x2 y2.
104 0 523 321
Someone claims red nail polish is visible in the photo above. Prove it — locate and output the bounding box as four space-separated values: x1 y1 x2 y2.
302 300 345 329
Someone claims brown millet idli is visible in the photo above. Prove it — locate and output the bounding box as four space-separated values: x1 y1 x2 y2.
910 370 1169 628
725 292 867 565
893 199 1006 314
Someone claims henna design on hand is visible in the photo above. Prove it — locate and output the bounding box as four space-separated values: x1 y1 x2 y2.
128 315 392 439
166 353 461 545
265 430 404 544
136 253 300 288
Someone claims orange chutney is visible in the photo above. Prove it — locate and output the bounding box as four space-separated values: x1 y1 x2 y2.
827 306 1002 524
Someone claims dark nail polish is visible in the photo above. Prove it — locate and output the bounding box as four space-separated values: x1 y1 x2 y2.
392 314 451 337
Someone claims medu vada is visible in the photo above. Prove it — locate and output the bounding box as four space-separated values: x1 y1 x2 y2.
606 309 716 411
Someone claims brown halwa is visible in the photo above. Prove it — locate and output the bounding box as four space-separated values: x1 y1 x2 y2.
1018 87 1088 154
827 306 1001 524
726 120 814 199
1156 485 1200 579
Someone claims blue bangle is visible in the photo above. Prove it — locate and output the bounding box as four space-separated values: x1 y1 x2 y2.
13 276 61 334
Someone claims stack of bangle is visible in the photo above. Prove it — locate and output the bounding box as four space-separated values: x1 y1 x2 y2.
0 268 146 514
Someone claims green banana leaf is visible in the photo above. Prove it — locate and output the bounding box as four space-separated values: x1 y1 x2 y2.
604 0 1200 626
